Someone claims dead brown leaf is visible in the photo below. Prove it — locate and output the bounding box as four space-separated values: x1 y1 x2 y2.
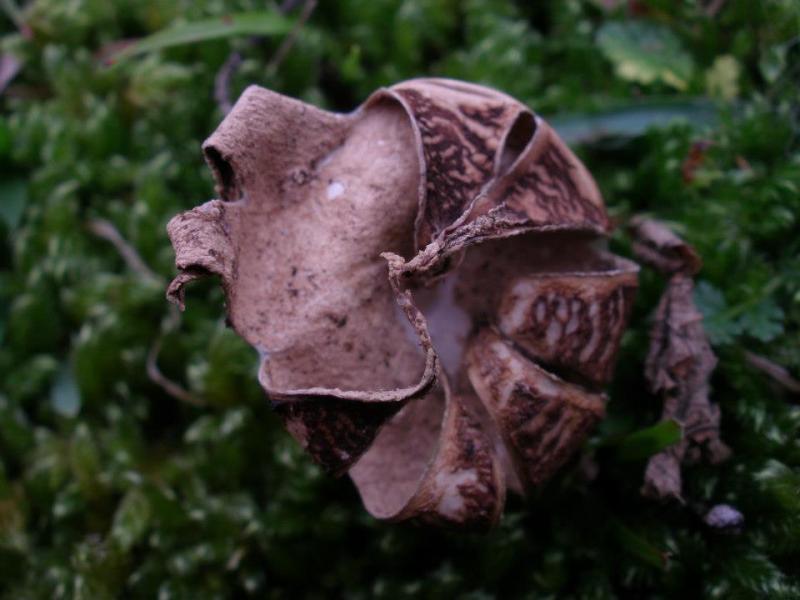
630 217 730 501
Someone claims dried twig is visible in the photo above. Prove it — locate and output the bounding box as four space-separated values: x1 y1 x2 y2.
279 0 306 11
86 218 202 406
214 0 316 114
147 306 205 407
704 0 727 17
0 0 32 38
266 0 316 75
214 51 243 115
0 54 21 95
86 218 162 283
745 351 800 395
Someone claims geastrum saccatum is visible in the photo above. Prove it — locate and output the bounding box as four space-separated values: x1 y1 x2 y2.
167 78 724 528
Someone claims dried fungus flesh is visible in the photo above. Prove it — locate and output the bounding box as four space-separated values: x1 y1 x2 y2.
167 79 640 528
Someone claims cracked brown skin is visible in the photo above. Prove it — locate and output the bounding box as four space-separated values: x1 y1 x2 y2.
166 78 639 528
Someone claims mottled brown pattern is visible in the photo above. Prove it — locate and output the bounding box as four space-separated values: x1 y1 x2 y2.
166 200 235 309
403 395 504 529
641 274 729 499
498 267 638 387
466 328 605 490
631 218 728 501
507 388 600 485
500 139 609 232
166 78 643 528
394 85 512 246
446 404 503 528
276 398 402 475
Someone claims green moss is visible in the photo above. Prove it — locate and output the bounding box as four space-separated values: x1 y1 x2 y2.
1 1 798 597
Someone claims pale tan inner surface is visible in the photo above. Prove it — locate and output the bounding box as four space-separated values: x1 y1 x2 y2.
414 233 610 389
226 101 426 393
349 387 445 519
453 233 612 318
350 232 612 516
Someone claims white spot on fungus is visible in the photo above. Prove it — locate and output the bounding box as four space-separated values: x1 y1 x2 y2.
326 180 345 200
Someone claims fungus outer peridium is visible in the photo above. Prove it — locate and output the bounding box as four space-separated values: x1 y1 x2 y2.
167 78 639 527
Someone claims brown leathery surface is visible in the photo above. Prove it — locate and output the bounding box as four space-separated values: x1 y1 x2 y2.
166 78 639 527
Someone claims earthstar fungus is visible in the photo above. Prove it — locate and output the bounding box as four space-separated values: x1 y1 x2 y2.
167 79 640 528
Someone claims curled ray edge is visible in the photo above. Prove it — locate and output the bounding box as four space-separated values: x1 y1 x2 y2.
165 78 639 528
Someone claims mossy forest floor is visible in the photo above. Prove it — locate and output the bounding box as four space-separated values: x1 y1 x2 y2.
1 1 799 598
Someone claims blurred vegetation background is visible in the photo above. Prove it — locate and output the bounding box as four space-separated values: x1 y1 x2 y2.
1 0 799 597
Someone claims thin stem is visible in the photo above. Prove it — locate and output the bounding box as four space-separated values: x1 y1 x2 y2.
744 351 800 396
147 306 205 408
214 50 243 115
266 0 316 75
86 218 204 407
86 218 162 284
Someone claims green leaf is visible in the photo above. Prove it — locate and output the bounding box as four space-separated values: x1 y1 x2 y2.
0 394 35 455
0 178 27 230
597 21 695 90
0 117 11 157
694 281 741 345
760 42 788 84
0 0 25 31
69 425 102 497
49 362 81 418
549 98 716 146
695 282 784 345
7 291 63 355
705 54 741 101
110 488 151 551
110 11 295 62
615 419 682 461
738 298 784 343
